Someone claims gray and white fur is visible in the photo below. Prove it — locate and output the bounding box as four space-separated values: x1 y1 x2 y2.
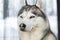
17 0 56 40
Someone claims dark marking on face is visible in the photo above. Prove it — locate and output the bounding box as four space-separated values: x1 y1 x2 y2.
29 16 35 19
20 16 23 18
18 5 46 20
32 10 46 20
18 5 39 16
40 10 46 20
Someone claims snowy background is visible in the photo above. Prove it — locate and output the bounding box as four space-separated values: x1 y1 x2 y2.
0 0 58 40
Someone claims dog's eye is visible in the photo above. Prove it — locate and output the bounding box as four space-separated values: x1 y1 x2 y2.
20 16 23 18
30 16 35 19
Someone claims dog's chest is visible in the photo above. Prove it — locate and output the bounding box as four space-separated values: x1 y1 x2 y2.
20 30 44 40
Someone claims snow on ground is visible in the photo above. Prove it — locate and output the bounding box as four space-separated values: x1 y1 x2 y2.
0 19 4 40
5 17 19 40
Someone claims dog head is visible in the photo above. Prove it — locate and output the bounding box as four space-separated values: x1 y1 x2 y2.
17 5 48 32
17 0 49 32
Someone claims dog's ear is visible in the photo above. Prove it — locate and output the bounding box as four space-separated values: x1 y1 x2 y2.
24 0 28 6
36 0 42 9
36 0 45 13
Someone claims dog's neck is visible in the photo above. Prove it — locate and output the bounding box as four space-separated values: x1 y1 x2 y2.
20 26 48 40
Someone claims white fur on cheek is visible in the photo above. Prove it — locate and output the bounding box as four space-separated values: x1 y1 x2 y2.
34 17 46 30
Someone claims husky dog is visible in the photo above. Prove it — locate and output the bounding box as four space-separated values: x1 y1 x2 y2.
17 0 56 40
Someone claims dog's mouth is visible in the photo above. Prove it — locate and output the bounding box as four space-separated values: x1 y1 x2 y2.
20 29 25 31
20 27 25 31
20 28 31 32
20 28 28 32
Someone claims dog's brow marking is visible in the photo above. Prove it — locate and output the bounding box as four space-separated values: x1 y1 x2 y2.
18 5 46 20
18 5 38 16
32 11 46 20
32 12 42 17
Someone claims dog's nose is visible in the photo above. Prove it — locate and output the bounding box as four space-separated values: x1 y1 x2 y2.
19 23 26 28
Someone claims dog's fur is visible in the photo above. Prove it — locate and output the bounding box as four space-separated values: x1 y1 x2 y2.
17 0 56 40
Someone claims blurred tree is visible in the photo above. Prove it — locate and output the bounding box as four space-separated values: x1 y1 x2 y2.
4 0 9 19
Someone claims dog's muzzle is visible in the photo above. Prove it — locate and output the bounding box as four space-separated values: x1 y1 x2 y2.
19 23 26 31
